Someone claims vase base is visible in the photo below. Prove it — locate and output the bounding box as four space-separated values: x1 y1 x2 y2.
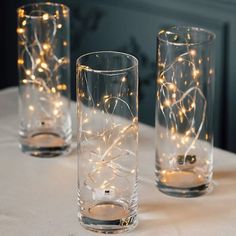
20 132 71 157
156 170 212 197
78 201 137 234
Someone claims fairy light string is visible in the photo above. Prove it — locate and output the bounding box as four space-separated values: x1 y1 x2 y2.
157 29 210 168
78 66 138 199
17 6 69 118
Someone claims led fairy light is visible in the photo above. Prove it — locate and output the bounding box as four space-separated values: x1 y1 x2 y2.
156 27 215 198
17 6 69 118
157 30 208 168
17 3 72 158
78 66 138 199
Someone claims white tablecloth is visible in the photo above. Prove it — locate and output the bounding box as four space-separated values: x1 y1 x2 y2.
0 87 236 236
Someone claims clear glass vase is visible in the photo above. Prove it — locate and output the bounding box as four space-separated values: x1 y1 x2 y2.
76 51 139 233
17 3 71 157
155 26 215 197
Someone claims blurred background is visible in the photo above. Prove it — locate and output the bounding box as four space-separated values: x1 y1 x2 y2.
2 0 236 152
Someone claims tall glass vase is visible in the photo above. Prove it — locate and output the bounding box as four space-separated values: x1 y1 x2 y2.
17 3 71 157
76 51 138 233
155 26 215 197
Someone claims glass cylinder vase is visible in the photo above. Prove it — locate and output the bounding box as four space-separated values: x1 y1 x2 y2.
17 3 71 157
76 51 138 233
155 26 215 197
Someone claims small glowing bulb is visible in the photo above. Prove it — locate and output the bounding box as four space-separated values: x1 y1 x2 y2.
131 169 135 174
41 62 48 69
168 83 176 90
63 8 68 17
31 75 35 80
172 93 176 99
18 9 24 18
83 118 88 124
205 133 209 140
28 105 34 111
191 103 195 108
17 58 24 65
121 77 126 82
51 87 56 93
38 67 43 72
186 130 191 136
26 70 31 75
190 49 196 56
177 57 183 62
17 28 25 34
53 110 59 115
157 78 164 84
42 13 49 20
181 107 186 113
63 41 68 47
86 130 92 134
36 58 41 64
22 20 27 26
57 24 62 29
193 69 200 78
209 69 213 75
22 79 27 84
43 43 50 50
129 92 133 96
171 126 175 134
57 84 67 90
198 59 202 64
164 99 171 107
185 136 189 142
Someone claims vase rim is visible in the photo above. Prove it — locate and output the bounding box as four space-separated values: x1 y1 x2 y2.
77 51 138 74
17 2 69 19
158 26 216 46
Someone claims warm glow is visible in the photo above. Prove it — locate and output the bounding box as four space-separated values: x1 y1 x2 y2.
51 87 56 93
190 49 196 56
17 58 24 65
28 105 34 111
18 9 24 18
57 84 67 90
42 13 49 20
22 20 27 26
17 28 25 34
41 62 48 69
36 58 41 64
43 43 50 50
164 99 171 107
121 77 126 82
26 70 31 76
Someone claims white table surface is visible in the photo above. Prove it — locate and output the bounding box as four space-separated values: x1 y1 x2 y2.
0 87 236 236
